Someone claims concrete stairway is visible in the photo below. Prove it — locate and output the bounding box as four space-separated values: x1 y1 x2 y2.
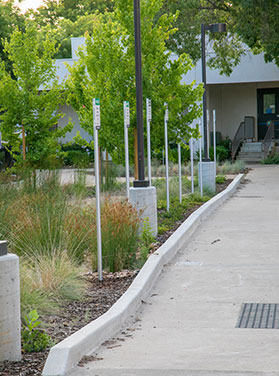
237 141 264 163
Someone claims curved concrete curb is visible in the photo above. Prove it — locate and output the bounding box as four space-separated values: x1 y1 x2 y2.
43 174 244 376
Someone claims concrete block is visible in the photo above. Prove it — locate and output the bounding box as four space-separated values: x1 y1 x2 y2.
199 161 216 192
0 254 21 361
129 186 158 237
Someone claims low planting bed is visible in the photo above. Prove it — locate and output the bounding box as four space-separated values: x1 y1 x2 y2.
0 170 236 376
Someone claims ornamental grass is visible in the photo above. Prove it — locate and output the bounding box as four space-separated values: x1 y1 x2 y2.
0 172 141 315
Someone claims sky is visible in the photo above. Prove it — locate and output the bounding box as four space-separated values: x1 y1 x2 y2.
15 0 44 12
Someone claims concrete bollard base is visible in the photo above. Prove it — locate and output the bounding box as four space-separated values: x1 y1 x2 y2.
129 186 158 237
0 253 21 362
199 161 216 193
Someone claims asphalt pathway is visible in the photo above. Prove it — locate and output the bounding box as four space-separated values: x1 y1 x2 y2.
70 166 279 376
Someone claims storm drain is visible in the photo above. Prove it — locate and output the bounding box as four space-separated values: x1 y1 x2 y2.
237 303 279 329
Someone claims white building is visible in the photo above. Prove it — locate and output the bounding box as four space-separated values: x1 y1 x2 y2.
185 52 279 142
57 37 279 159
53 37 93 145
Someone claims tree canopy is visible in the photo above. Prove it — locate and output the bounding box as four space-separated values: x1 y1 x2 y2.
28 0 114 58
0 0 25 73
160 0 279 75
66 0 203 164
0 25 71 168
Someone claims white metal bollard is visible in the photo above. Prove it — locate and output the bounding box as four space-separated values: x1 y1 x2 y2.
178 143 182 203
164 103 169 211
146 99 152 186
124 101 130 199
93 98 103 282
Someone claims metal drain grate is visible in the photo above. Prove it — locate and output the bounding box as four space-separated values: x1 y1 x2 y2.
237 303 279 329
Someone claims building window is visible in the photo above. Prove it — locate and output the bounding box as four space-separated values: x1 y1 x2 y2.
263 93 275 114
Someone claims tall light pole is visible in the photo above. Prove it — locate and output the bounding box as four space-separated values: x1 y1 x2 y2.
129 0 157 237
201 23 226 161
133 0 149 187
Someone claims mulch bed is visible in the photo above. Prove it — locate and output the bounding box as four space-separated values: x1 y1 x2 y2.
0 178 234 376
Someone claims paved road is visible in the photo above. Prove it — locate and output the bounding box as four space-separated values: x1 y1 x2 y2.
70 166 279 376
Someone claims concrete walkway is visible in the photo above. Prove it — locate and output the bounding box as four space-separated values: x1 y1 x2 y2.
70 166 279 376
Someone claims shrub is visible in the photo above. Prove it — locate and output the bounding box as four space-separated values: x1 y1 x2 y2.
22 310 53 353
216 175 226 184
61 143 93 168
64 150 91 168
209 145 230 162
262 153 279 164
219 137 232 151
168 145 190 163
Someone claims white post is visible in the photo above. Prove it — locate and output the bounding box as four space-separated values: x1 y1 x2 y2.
93 98 102 282
178 143 182 203
199 119 203 197
213 109 216 164
124 101 130 199
164 103 169 211
146 98 152 186
190 133 194 194
207 109 210 158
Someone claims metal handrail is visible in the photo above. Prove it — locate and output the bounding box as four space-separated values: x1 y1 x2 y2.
231 121 245 160
262 121 274 158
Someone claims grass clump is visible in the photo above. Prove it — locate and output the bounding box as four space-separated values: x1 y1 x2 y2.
20 252 85 318
217 160 246 174
0 171 142 318
20 262 57 318
152 176 193 202
97 199 140 272
136 218 156 267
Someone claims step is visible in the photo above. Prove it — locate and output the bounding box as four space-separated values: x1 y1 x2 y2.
240 142 262 153
238 152 264 159
237 156 263 163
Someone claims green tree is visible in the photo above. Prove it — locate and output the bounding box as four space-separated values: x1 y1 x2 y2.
230 0 279 66
0 0 25 74
66 0 203 165
27 1 114 59
30 0 114 25
160 0 279 75
0 25 71 169
159 0 245 76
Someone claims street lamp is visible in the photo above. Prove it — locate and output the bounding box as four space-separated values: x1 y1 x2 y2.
133 0 149 187
201 23 226 160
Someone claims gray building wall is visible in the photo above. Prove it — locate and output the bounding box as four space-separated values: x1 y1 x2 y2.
58 104 92 144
